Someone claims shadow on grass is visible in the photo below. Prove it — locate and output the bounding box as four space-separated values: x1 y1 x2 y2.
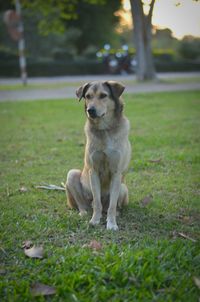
52 201 199 248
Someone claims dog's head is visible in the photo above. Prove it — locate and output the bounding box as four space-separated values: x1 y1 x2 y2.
76 81 125 120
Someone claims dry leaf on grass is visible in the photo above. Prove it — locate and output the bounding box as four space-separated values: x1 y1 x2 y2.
22 240 33 249
30 283 56 296
193 277 200 289
19 186 28 193
24 245 44 259
176 215 191 222
140 195 153 207
83 240 102 251
148 158 162 163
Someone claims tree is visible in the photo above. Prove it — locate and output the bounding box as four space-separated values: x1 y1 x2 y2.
67 0 121 54
1 0 121 60
20 0 110 35
20 0 121 56
129 0 156 81
152 28 178 50
129 0 200 81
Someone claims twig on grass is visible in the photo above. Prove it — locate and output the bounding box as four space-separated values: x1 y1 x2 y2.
177 232 196 242
0 246 8 256
35 184 65 191
173 231 196 242
6 185 10 197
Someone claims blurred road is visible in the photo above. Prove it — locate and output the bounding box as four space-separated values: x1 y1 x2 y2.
0 72 199 102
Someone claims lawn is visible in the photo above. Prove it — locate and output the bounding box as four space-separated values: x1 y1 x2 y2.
0 91 200 301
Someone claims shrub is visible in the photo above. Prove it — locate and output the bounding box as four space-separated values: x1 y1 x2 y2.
179 38 200 60
0 56 200 77
155 60 200 72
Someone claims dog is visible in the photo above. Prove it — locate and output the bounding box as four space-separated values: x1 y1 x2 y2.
66 81 131 230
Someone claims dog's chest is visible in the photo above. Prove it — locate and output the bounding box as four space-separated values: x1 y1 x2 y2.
91 132 119 188
98 153 111 190
99 131 118 151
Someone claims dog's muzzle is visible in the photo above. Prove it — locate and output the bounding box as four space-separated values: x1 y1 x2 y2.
87 107 97 119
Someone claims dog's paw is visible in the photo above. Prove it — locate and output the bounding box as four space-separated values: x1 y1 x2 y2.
89 215 101 226
89 218 100 226
89 211 102 226
106 221 119 231
79 210 87 217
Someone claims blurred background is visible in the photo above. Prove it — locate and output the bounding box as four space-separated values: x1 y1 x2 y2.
0 0 200 80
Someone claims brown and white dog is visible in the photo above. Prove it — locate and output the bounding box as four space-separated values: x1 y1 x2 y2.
66 81 131 230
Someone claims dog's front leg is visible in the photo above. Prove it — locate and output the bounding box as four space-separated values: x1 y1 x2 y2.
107 173 121 230
89 168 102 225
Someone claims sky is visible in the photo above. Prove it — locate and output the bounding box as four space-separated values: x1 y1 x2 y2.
123 0 200 39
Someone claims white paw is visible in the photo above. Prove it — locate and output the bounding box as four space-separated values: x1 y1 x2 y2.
106 221 119 231
79 210 87 217
89 219 100 226
89 215 101 226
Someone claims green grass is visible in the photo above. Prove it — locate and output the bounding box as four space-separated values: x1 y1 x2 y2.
0 81 82 91
0 91 200 301
161 76 200 84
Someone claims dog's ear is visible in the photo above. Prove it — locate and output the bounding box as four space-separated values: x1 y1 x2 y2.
105 81 125 98
76 82 90 101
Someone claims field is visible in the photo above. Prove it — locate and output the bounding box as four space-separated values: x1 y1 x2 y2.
0 91 200 301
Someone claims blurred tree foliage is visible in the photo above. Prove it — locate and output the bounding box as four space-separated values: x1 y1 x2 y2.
152 28 178 50
66 1 122 54
20 0 107 35
0 0 122 59
179 36 200 60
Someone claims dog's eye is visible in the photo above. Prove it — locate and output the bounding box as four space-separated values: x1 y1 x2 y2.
99 93 107 99
86 94 91 99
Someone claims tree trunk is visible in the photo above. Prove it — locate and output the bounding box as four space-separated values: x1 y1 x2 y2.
130 0 156 81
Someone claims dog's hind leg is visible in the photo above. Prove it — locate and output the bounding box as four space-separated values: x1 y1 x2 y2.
66 169 90 216
118 183 129 208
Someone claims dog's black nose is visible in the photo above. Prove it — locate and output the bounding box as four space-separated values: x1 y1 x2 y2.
87 107 97 118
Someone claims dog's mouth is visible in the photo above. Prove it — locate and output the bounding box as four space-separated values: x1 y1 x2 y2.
87 109 105 120
89 113 105 120
99 113 105 118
